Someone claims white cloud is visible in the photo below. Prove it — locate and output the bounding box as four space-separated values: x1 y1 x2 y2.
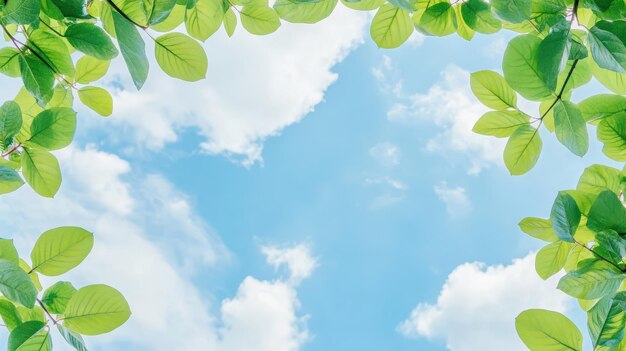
369 142 401 167
384 64 507 174
398 253 572 351
433 182 471 218
85 8 368 166
262 244 318 285
0 146 315 351
366 176 408 190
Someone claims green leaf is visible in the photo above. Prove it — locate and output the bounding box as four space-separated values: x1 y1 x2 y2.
27 29 75 78
516 309 583 351
553 100 589 157
0 299 22 331
2 0 40 24
8 321 45 351
577 164 622 195
275 0 337 23
0 47 21 78
503 34 554 101
558 259 623 299
470 70 517 110
454 4 474 41
587 190 626 234
472 111 528 137
19 54 55 106
0 260 37 308
65 23 119 60
57 324 87 351
589 22 626 73
519 217 558 242
14 331 51 351
370 4 413 49
78 86 113 117
591 58 626 94
74 56 110 85
491 0 531 23
51 0 89 18
30 226 94 276
597 113 626 161
185 0 224 41
145 0 178 25
460 0 501 34
578 94 626 123
537 27 570 91
415 2 456 37
42 282 77 315
155 32 208 81
28 107 77 150
341 0 384 11
503 124 542 175
0 100 22 143
588 294 626 348
536 241 572 279
64 284 131 335
223 7 237 37
0 239 19 265
240 6 281 35
595 230 626 266
0 165 23 195
550 192 581 243
113 11 149 90
21 147 61 198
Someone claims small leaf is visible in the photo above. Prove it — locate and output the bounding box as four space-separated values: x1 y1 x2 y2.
65 23 119 60
370 4 413 49
587 190 626 234
21 147 61 198
42 281 77 314
491 0 531 23
57 324 87 351
78 87 113 117
28 107 77 150
554 100 589 157
597 113 626 161
30 226 94 276
113 11 149 90
550 192 581 243
535 241 572 279
473 111 528 137
74 56 110 85
519 217 558 242
503 124 542 175
240 6 281 35
589 22 626 73
223 7 237 37
0 260 37 308
0 165 24 195
154 33 208 81
470 70 517 110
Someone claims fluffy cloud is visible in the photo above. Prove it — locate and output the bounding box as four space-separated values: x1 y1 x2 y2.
0 146 315 351
85 8 368 166
377 62 507 174
433 182 471 218
398 253 572 351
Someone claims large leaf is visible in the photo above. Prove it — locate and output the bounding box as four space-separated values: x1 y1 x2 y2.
28 107 76 150
503 124 542 175
65 23 119 60
63 284 131 335
537 27 570 91
240 6 281 35
113 11 149 90
0 260 37 308
460 0 501 34
370 4 413 49
553 100 589 157
503 34 554 101
30 226 94 276
21 147 61 198
578 94 626 123
516 309 583 351
19 54 55 106
470 70 517 110
558 259 623 300
415 2 456 37
27 29 75 77
577 164 622 195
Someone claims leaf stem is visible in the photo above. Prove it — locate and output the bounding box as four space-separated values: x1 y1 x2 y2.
104 0 148 29
37 298 58 325
575 240 626 273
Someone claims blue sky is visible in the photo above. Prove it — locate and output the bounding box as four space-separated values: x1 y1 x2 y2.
0 8 620 351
